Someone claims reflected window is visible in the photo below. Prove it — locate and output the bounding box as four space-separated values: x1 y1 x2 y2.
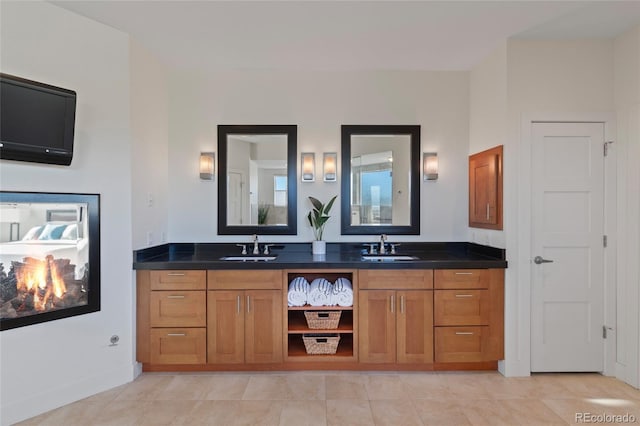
274 175 287 207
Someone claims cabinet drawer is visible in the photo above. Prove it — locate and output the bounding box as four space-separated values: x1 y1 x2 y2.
359 269 433 290
208 270 282 290
150 328 206 364
150 291 206 327
434 290 489 326
434 269 488 289
150 270 206 290
435 326 489 363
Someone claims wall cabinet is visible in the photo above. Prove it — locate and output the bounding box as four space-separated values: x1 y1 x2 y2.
207 271 282 364
358 270 433 364
469 145 503 229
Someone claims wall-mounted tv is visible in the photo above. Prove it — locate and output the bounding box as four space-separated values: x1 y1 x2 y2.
0 73 76 166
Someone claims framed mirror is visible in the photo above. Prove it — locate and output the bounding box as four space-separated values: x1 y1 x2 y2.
218 125 297 235
341 125 420 235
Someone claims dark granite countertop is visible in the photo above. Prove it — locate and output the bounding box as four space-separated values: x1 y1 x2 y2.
133 242 507 270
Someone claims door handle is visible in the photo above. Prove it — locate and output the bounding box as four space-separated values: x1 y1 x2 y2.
534 256 554 264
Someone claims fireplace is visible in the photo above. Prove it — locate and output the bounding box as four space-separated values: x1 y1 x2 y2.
0 192 100 331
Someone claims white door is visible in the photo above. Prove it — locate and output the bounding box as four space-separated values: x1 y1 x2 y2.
530 122 605 372
227 171 243 225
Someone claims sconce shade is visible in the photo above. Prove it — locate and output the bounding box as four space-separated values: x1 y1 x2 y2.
423 152 438 181
200 152 215 180
301 152 315 182
323 152 337 182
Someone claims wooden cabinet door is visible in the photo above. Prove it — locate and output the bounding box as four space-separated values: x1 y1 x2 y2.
358 290 396 363
207 291 245 364
245 290 283 364
396 290 433 364
469 145 502 229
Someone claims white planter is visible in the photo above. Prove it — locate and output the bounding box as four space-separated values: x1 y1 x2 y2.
312 240 326 255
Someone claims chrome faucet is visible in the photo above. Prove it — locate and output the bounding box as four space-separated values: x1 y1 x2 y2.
379 234 387 255
252 234 260 254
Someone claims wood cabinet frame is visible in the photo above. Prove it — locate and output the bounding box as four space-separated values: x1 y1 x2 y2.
469 145 503 229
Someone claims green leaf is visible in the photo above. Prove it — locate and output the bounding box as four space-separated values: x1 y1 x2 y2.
309 196 323 212
323 195 337 215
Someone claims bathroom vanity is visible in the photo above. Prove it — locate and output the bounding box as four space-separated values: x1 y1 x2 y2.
133 242 506 372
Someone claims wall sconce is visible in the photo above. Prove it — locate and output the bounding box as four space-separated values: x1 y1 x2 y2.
199 152 215 180
323 152 337 182
423 152 438 181
301 152 315 182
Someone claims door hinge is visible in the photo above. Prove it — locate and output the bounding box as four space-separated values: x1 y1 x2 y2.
603 325 614 339
603 235 608 247
604 141 614 156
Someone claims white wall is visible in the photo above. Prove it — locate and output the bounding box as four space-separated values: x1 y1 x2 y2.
613 25 640 387
0 2 135 424
504 40 615 376
167 70 470 244
468 41 508 249
130 41 169 249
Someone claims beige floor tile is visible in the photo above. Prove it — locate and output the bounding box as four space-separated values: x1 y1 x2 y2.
364 374 409 400
14 401 110 426
225 400 285 425
113 374 174 401
500 399 568 425
459 399 520 426
399 372 452 399
369 399 423 426
154 375 215 401
412 399 472 426
242 374 325 400
179 400 238 425
439 372 493 400
139 400 200 426
202 374 251 400
326 399 374 426
89 399 149 426
543 397 640 425
279 400 327 426
325 374 369 400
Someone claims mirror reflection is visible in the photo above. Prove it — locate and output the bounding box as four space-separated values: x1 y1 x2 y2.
341 125 420 235
218 125 297 235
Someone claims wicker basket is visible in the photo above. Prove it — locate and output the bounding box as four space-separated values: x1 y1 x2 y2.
302 334 340 355
304 310 341 329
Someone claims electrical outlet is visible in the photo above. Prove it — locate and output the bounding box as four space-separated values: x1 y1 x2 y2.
147 192 154 207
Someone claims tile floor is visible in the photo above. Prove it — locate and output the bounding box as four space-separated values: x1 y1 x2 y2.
16 371 640 425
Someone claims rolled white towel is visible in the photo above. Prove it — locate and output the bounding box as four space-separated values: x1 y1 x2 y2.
308 278 333 306
288 277 310 307
331 277 354 307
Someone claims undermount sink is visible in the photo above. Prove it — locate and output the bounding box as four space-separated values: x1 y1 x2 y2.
361 255 418 262
220 256 277 262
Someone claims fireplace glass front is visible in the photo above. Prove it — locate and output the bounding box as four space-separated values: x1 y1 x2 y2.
0 192 100 331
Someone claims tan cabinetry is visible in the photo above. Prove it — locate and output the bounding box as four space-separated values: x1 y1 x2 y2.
469 145 503 229
434 269 503 363
207 271 282 364
137 270 207 364
358 270 433 364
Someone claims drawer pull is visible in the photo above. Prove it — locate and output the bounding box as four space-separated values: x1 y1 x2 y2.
455 294 473 298
167 333 186 337
455 332 474 335
247 295 250 313
167 273 186 276
167 295 185 299
400 295 405 314
454 272 474 275
237 295 241 314
390 295 395 314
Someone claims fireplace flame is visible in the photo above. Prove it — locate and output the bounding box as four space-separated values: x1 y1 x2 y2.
15 255 67 311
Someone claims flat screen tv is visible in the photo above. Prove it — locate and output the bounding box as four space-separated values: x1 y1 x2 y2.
0 73 76 166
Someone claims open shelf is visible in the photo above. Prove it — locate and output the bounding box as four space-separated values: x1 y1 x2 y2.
288 305 352 311
288 310 353 334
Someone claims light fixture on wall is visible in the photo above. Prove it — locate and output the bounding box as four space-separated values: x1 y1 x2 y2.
301 152 315 182
323 152 337 182
199 152 215 181
423 152 438 181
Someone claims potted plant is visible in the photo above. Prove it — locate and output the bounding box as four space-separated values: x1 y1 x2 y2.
307 195 337 255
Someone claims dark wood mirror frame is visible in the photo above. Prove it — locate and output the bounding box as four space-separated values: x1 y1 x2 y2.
218 124 298 235
340 124 421 235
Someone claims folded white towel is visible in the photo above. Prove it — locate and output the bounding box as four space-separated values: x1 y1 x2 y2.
288 277 310 307
331 277 354 307
308 278 333 306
